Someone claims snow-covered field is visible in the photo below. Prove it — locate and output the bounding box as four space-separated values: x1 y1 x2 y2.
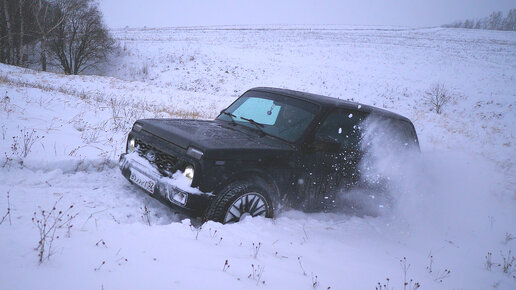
1 26 515 289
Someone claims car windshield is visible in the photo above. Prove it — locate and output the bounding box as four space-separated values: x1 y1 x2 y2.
216 91 320 142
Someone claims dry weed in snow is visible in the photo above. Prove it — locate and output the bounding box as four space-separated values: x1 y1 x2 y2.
32 198 78 263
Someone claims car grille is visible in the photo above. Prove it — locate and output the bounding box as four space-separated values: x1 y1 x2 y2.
135 139 179 174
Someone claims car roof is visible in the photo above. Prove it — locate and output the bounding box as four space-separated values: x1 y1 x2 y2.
250 87 412 123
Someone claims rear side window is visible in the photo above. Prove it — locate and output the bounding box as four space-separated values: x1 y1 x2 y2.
361 115 419 151
314 109 366 150
391 120 418 148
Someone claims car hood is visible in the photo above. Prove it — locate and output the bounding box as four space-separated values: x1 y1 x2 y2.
135 119 294 160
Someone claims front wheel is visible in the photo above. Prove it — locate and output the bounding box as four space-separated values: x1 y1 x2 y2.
203 181 273 224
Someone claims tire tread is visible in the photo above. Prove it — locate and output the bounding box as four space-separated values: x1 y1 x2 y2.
203 181 272 223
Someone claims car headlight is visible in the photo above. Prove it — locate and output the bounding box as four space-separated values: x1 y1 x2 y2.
127 138 136 153
183 165 194 180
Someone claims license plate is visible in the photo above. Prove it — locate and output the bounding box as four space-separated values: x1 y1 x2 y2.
130 170 156 194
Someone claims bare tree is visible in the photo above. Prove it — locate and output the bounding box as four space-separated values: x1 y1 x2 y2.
50 0 114 75
1 0 38 65
425 82 451 115
443 9 516 31
474 18 484 29
502 9 516 31
30 0 70 71
488 11 503 30
2 0 14 63
2 0 114 72
16 0 24 65
463 19 474 29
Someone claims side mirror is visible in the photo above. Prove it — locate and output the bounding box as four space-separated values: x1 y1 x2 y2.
312 136 341 152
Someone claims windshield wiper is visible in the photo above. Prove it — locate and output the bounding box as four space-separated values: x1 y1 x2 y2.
221 111 237 124
240 117 264 127
239 116 266 136
222 111 237 118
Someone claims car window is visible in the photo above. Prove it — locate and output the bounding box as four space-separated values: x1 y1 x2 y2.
379 118 419 149
232 97 280 125
314 109 366 150
217 91 319 142
274 103 316 141
360 115 419 152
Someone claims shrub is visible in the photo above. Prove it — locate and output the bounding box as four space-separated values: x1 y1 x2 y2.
425 82 451 114
32 198 77 263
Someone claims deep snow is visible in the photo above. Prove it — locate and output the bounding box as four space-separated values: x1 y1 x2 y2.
1 26 515 289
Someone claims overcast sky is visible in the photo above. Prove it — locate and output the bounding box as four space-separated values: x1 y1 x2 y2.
100 0 515 28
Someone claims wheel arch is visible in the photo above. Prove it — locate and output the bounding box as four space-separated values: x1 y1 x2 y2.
218 168 281 208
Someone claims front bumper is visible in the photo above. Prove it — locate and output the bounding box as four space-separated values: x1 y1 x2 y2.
119 153 212 216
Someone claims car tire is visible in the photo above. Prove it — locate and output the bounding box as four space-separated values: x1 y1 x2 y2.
203 181 274 224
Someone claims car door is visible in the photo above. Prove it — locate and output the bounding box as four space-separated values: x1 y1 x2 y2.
293 108 366 211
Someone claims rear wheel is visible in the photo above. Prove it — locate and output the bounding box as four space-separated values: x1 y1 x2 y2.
203 181 273 224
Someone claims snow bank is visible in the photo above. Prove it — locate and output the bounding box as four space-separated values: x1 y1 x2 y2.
1 25 515 289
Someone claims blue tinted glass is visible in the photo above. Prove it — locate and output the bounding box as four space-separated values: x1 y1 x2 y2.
232 97 280 125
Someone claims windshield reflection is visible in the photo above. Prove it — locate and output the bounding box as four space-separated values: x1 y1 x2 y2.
217 91 319 142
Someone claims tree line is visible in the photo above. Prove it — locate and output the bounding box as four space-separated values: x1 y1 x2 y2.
1 0 114 75
443 9 516 31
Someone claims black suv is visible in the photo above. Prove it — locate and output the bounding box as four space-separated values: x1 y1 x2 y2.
119 87 419 223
